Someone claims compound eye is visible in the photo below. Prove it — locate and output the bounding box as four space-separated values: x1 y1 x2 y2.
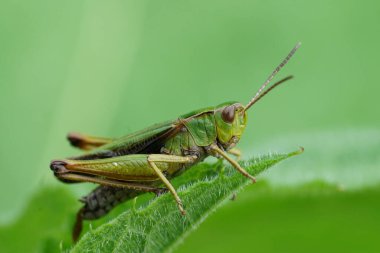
221 106 235 123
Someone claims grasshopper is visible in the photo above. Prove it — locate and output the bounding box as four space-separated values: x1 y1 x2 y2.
50 43 300 241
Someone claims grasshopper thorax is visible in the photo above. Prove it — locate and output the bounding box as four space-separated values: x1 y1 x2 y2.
214 102 247 150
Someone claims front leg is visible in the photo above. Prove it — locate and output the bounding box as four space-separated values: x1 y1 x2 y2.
209 144 256 183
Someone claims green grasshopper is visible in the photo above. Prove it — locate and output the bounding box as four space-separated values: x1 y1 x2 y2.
50 43 300 241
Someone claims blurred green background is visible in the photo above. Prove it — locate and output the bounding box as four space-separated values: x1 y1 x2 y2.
0 0 379 252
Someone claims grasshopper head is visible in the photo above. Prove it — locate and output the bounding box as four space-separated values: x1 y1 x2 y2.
215 102 247 150
215 43 301 150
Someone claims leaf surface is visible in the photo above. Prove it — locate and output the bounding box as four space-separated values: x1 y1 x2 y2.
71 149 302 253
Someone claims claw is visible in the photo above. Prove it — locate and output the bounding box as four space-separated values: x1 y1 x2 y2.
179 202 186 215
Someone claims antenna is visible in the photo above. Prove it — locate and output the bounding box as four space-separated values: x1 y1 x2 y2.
248 75 294 107
243 42 301 112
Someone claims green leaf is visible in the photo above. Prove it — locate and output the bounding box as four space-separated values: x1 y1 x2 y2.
2 130 380 253
176 183 380 253
71 149 303 253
